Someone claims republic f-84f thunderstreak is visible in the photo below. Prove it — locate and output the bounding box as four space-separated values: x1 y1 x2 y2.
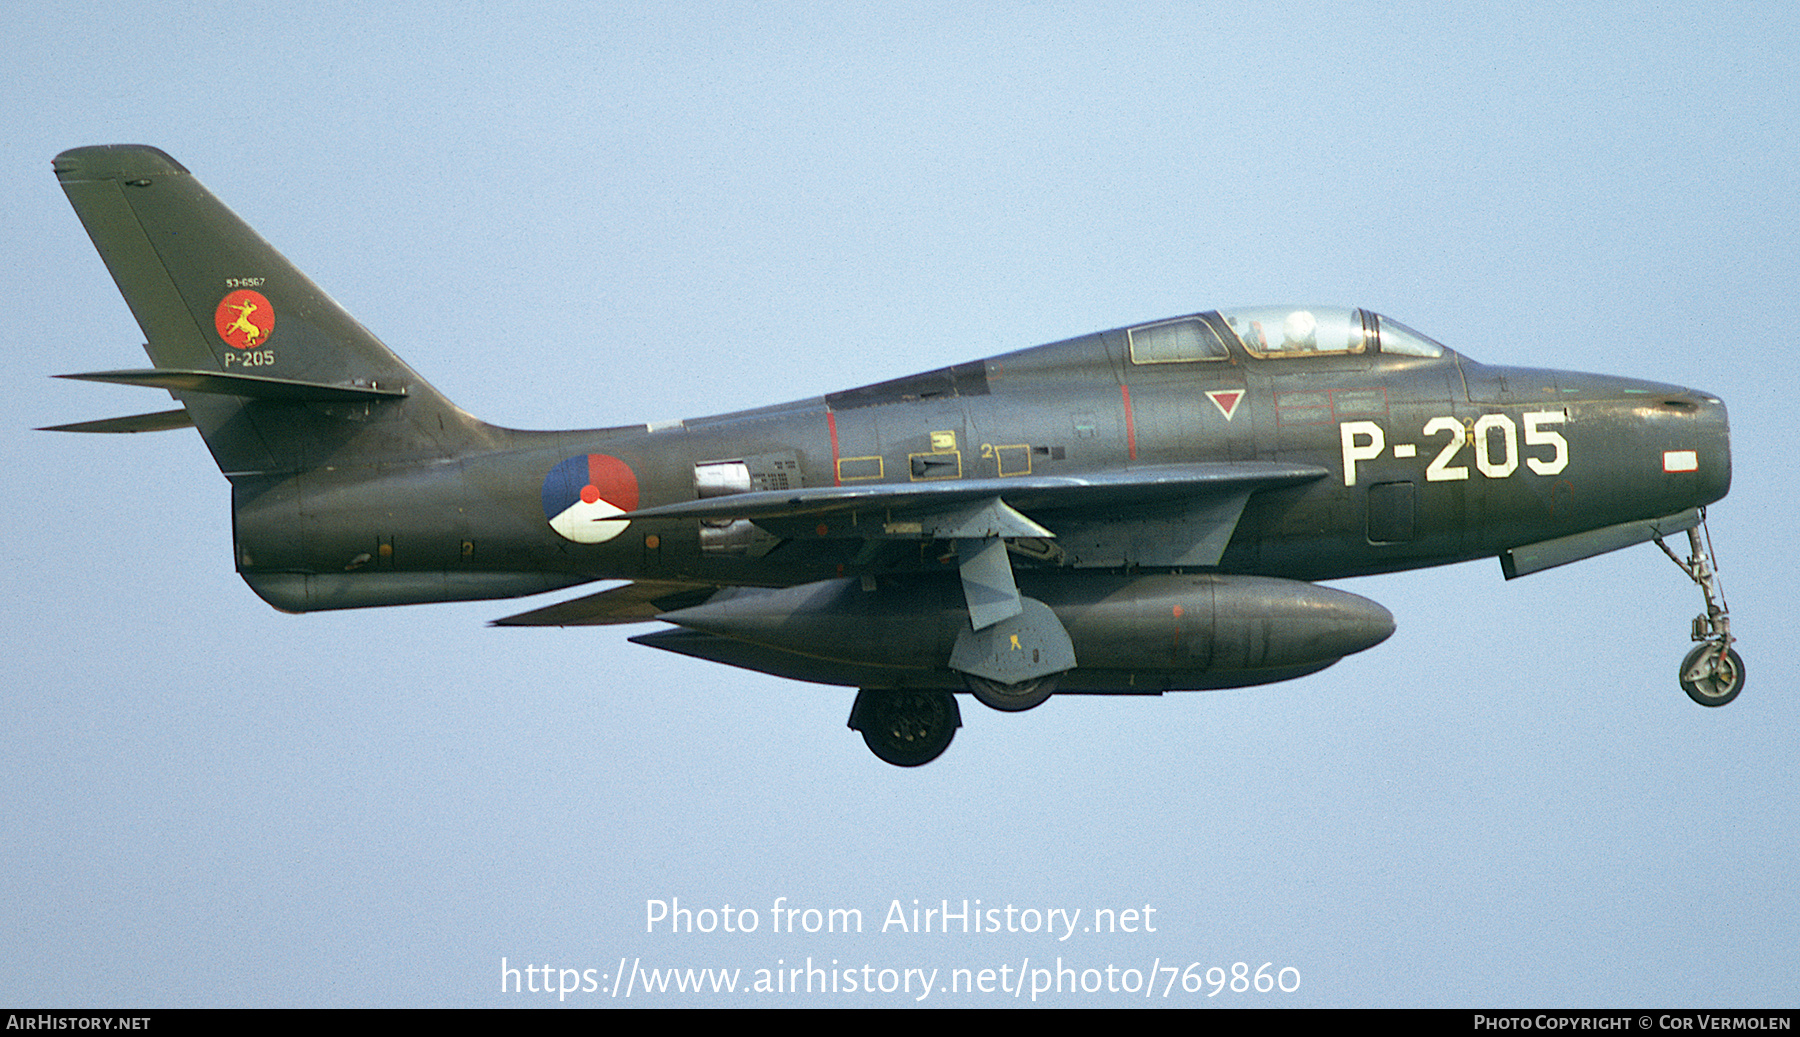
46 145 1742 765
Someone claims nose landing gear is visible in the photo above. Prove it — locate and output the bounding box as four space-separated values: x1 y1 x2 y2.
1657 512 1742 707
1679 642 1744 707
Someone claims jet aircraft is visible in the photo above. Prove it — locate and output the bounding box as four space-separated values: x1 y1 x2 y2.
44 145 1742 766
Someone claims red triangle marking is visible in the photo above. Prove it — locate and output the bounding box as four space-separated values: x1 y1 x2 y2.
1207 389 1244 420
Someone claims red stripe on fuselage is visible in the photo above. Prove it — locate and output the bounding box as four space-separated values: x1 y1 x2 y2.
827 409 841 486
1120 384 1137 461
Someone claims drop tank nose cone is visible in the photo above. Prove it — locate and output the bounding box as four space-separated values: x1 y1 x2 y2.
1263 582 1395 664
1068 575 1395 673
1330 592 1396 657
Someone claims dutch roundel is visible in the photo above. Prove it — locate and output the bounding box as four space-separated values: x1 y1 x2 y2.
542 454 639 544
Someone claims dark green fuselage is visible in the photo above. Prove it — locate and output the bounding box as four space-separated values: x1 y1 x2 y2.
232 320 1729 604
49 145 1735 760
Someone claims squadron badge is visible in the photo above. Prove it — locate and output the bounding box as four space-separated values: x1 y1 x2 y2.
215 289 275 350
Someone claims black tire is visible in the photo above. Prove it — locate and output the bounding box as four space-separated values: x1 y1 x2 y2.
1680 643 1745 707
857 690 958 766
965 674 1057 712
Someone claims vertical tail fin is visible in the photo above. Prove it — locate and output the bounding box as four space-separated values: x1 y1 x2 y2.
53 145 493 475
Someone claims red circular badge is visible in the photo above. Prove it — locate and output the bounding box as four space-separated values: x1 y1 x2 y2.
215 290 275 349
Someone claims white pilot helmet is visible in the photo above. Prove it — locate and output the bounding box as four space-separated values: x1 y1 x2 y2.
1282 310 1318 349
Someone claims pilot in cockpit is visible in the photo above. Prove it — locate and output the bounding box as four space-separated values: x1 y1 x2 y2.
1279 310 1319 351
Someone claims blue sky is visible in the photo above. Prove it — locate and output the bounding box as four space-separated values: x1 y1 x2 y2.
4 2 1796 1007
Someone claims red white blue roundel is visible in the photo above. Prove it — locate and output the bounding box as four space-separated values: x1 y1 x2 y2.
543 454 639 544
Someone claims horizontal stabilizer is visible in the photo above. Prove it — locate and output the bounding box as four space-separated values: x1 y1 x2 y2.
57 368 408 402
243 571 590 613
1501 508 1701 579
490 580 719 626
38 408 193 433
615 461 1328 527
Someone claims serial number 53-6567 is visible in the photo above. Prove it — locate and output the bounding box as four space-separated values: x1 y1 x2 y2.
224 277 265 288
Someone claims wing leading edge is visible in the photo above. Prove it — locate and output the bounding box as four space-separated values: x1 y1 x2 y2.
615 460 1326 531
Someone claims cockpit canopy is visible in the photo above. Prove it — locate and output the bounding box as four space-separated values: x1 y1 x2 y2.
1127 306 1447 365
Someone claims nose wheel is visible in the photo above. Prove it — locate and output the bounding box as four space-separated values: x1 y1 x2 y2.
1679 643 1744 707
1657 512 1741 708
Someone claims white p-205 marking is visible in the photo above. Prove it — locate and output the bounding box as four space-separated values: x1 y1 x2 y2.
1341 411 1569 487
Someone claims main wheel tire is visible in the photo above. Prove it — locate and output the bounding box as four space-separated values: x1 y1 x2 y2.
965 674 1057 712
1680 643 1745 707
858 690 957 766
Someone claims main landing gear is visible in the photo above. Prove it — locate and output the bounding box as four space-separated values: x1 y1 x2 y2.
848 689 962 767
964 674 1058 712
848 677 1059 766
1657 511 1743 707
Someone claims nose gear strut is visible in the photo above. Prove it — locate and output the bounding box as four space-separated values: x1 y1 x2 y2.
1656 510 1743 706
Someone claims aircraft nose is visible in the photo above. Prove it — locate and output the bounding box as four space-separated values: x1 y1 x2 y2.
1686 390 1732 505
1638 386 1730 510
1529 370 1731 519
